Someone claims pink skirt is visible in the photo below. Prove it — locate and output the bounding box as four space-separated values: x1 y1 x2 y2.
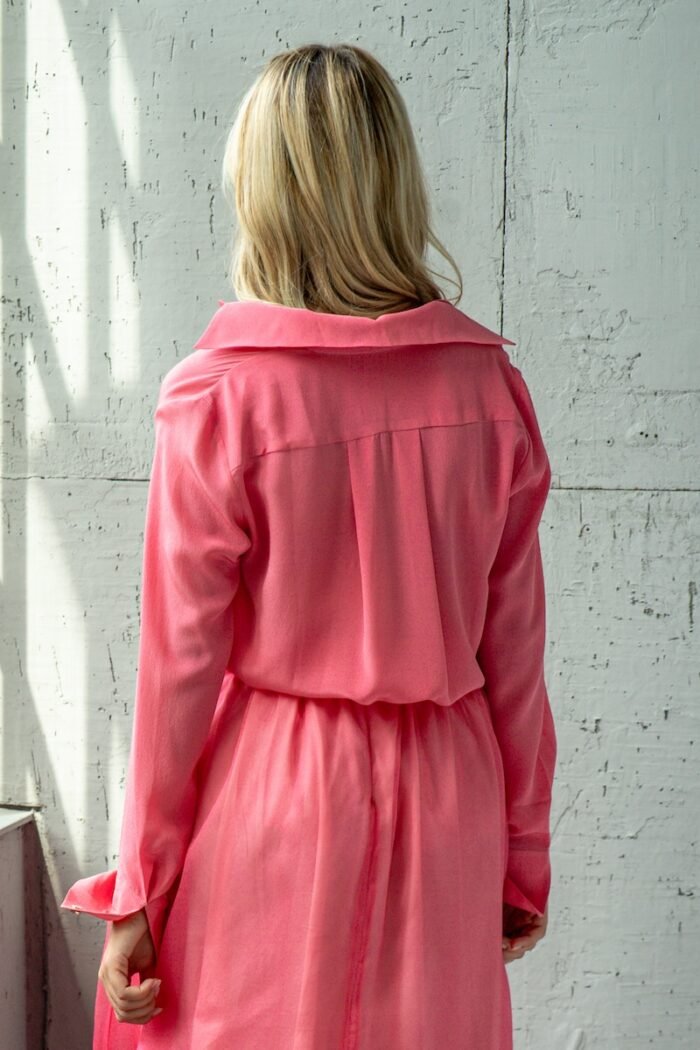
94 680 512 1049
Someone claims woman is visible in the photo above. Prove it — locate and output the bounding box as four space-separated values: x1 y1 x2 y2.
62 42 556 1050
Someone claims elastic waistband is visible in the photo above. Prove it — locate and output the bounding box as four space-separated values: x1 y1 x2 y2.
230 676 488 709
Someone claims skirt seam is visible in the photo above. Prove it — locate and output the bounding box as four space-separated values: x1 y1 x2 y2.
341 797 379 1050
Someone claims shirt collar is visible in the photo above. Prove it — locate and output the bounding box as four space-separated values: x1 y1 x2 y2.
193 298 515 352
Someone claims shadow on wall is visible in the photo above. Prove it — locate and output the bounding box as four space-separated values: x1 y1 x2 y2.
39 818 93 1049
0 816 90 1050
1 0 188 1046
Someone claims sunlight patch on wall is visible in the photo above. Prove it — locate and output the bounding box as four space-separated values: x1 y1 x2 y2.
108 9 140 184
108 209 140 387
107 9 141 388
26 0 87 399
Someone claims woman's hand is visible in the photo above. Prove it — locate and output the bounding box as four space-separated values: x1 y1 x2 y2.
502 901 548 964
97 908 163 1024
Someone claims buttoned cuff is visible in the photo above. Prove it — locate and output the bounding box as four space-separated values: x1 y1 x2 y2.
503 846 551 917
61 869 173 958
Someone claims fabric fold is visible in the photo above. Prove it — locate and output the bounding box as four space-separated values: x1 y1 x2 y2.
60 370 252 960
60 297 557 1050
61 869 174 957
476 364 557 920
502 849 551 918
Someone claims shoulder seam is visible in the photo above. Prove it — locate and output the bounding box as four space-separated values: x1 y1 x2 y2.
156 359 234 415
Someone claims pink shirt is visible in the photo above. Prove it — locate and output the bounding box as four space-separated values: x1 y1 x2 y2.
61 297 556 952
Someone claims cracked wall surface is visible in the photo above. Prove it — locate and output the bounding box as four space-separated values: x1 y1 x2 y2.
2 1 698 1047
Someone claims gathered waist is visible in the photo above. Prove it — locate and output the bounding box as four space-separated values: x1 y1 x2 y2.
227 673 487 711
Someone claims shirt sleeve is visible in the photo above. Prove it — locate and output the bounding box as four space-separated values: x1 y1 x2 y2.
60 383 252 957
476 364 557 918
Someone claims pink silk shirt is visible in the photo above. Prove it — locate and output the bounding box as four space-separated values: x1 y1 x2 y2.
61 297 556 968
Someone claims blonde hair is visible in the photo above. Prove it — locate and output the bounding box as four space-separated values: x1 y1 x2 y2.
221 43 463 317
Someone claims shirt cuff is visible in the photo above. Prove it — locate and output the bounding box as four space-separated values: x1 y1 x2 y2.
503 846 552 917
60 869 173 957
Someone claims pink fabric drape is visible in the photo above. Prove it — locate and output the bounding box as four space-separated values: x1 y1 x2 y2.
61 299 556 1049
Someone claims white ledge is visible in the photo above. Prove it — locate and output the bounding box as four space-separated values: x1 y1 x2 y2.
0 807 36 837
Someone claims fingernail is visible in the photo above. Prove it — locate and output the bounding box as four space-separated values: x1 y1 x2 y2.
153 1007 163 1016
154 980 162 994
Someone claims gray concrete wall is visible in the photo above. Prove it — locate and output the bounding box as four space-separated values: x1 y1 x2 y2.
2 2 698 1047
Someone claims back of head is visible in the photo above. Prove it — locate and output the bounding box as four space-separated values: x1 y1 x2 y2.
222 43 463 317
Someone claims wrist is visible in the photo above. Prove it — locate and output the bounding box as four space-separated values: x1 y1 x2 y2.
111 907 147 927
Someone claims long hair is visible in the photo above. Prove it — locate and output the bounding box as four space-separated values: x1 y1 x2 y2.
221 43 463 317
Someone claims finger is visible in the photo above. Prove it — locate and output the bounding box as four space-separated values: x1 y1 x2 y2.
121 1002 160 1023
113 1002 163 1025
102 970 159 1015
502 937 535 958
99 956 130 1010
501 944 528 961
504 939 535 959
111 984 160 1019
114 990 158 1017
509 930 542 951
120 978 161 1002
114 981 161 1016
